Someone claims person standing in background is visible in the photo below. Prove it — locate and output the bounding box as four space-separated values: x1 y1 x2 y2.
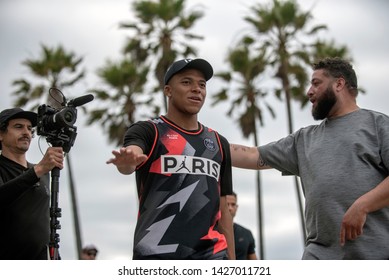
81 244 98 260
227 192 257 260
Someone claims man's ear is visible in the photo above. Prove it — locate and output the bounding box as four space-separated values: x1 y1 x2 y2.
335 77 347 91
164 85 171 97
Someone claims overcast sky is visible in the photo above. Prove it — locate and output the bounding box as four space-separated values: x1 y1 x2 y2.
1 0 388 260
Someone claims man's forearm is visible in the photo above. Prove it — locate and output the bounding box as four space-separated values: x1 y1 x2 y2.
230 144 271 170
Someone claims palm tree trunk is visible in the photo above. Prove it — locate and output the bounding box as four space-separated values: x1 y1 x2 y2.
284 85 307 243
253 126 264 259
255 170 264 259
163 95 168 114
66 155 83 259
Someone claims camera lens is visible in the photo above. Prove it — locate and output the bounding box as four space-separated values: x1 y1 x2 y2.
64 110 74 123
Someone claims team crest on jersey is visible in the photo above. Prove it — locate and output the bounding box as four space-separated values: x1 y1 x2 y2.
161 155 220 180
204 138 216 151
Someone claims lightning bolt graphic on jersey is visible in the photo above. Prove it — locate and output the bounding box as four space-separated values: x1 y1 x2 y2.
135 180 203 256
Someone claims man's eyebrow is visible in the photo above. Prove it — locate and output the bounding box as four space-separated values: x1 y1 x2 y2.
12 123 32 128
311 78 321 83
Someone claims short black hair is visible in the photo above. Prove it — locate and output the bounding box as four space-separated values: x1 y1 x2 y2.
313 57 358 96
0 122 7 132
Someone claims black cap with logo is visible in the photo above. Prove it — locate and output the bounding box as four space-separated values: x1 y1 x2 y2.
164 58 213 85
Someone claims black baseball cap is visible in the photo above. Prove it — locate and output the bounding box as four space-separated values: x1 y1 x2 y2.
0 108 37 150
164 58 213 85
0 108 37 127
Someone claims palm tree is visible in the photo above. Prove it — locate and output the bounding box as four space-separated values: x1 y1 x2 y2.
119 0 205 113
86 58 150 146
12 44 86 259
12 44 85 110
212 36 275 259
311 39 350 62
243 0 352 244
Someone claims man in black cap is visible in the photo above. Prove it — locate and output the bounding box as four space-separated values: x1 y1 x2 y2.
0 107 64 259
107 58 235 260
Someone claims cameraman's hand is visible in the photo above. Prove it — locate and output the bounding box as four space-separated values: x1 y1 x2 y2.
34 147 64 177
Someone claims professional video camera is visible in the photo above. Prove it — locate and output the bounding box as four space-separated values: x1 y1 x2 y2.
36 88 94 260
37 88 94 153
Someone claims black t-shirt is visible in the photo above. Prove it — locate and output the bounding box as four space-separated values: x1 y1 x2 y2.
0 155 50 260
234 223 256 260
124 116 233 259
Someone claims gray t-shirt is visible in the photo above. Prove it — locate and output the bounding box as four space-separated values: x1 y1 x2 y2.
260 109 389 259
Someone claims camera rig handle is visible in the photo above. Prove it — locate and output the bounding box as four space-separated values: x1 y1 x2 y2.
49 167 61 260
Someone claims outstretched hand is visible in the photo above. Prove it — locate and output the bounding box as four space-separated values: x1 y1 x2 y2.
106 146 147 174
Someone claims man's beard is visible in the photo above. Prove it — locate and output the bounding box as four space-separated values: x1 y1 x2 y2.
312 86 337 120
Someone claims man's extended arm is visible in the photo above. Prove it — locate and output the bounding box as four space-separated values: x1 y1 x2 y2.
230 144 271 170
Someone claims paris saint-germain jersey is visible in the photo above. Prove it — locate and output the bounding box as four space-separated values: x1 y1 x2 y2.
123 116 233 259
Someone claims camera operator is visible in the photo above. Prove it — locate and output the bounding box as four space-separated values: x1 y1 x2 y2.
0 108 64 260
